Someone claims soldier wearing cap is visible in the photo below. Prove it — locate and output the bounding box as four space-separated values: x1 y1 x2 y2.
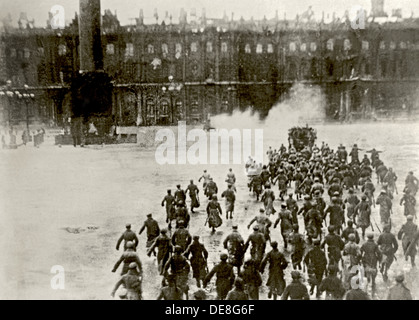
342 233 362 289
377 224 398 281
297 195 313 227
186 180 200 213
328 178 343 200
321 225 345 268
386 273 413 300
116 224 139 251
203 253 235 300
274 203 294 249
345 286 371 300
400 190 416 218
111 262 142 300
288 224 305 270
354 195 372 239
244 225 267 266
223 224 245 273
260 241 288 300
286 193 299 224
171 221 192 253
221 183 236 219
304 239 327 298
157 273 183 300
324 197 346 235
293 168 305 200
139 213 160 254
319 264 345 300
205 177 218 200
349 144 363 165
162 189 176 224
248 208 272 244
360 233 382 297
273 169 288 201
198 170 211 196
112 241 143 276
226 277 249 300
376 190 393 225
311 178 324 196
163 245 191 299
174 184 186 205
175 200 190 229
261 184 276 216
398 215 418 268
404 171 418 196
206 194 223 233
148 228 172 274
184 235 208 288
344 188 360 221
281 271 310 300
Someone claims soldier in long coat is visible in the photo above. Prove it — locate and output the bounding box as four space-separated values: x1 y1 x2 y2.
147 229 171 274
223 224 245 273
111 262 142 300
116 224 139 251
184 235 208 288
161 189 176 225
244 225 267 267
377 224 399 282
206 194 223 233
360 233 382 297
261 184 276 216
376 190 393 225
112 241 143 276
186 180 200 213
163 245 191 299
274 204 294 249
221 184 236 219
354 195 372 239
203 253 235 300
398 215 418 268
139 213 160 253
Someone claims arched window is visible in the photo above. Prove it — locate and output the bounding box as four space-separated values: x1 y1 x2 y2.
379 41 386 50
175 43 182 53
256 43 263 54
23 48 30 59
310 42 317 52
267 44 274 53
326 39 334 51
221 42 228 53
206 42 213 53
300 43 307 52
245 44 251 53
161 43 168 54
289 42 296 52
400 42 407 50
147 44 154 54
191 42 198 53
389 42 396 50
125 43 134 57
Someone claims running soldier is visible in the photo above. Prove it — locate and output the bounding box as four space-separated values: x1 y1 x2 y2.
163 245 191 300
281 271 310 300
161 189 176 226
324 197 346 235
171 221 192 253
116 224 139 251
206 194 223 233
249 174 263 201
318 265 345 300
203 253 235 300
111 262 142 300
247 208 272 244
273 169 288 201
206 178 218 200
174 184 186 205
240 259 263 300
376 190 393 225
286 193 299 225
260 241 288 300
244 225 267 267
288 224 305 270
261 184 276 216
321 226 345 269
404 171 418 195
400 190 416 218
344 188 360 221
147 229 171 275
156 273 183 300
377 224 398 282
221 184 236 219
342 234 362 290
386 273 413 300
304 239 327 298
184 236 208 288
112 241 143 276
354 195 372 239
186 180 200 213
398 215 418 268
360 233 382 298
223 224 245 273
226 278 248 300
139 213 160 255
198 170 211 196
226 168 237 192
342 220 360 244
383 168 397 197
274 204 294 250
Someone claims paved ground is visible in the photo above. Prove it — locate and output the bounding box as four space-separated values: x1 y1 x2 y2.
0 121 418 300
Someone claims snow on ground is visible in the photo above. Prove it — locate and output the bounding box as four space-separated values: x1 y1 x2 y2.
0 121 418 300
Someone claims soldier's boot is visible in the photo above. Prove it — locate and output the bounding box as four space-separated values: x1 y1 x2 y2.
268 290 272 299
411 256 416 268
230 213 233 219
196 279 201 288
226 213 229 220
273 293 278 300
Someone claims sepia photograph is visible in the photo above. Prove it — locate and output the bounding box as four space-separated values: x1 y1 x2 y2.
0 0 418 303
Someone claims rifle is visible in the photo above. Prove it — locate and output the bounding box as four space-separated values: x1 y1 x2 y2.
373 218 382 233
204 214 209 226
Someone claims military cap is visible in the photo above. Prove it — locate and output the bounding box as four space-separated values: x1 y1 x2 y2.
281 203 287 208
328 225 335 233
193 235 200 240
178 220 185 227
271 241 278 248
407 215 414 221
234 277 244 288
361 195 367 200
333 191 340 196
347 220 354 226
288 193 293 196
161 228 168 234
232 224 238 229
174 245 183 253
176 184 181 188
126 223 131 228
314 178 320 182
220 253 228 260
380 190 386 194
395 273 405 283
212 194 218 200
348 234 356 241
259 208 265 213
129 262 137 269
126 241 135 248
147 213 152 217
253 225 259 231
291 271 302 279
167 189 171 193
167 273 176 282
304 195 311 200
366 233 374 239
383 224 391 232
292 224 299 231
331 197 338 202
313 239 321 245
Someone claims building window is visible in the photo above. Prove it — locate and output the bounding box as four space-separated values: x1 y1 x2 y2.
245 44 251 53
289 42 296 52
399 42 407 50
380 41 386 50
343 39 351 51
326 39 334 51
362 41 369 51
23 48 30 59
300 43 307 52
10 48 16 58
125 43 134 57
106 44 115 55
58 44 67 56
175 43 182 53
256 43 263 54
221 42 228 53
38 47 44 56
162 43 168 54
310 42 317 52
390 41 396 50
191 42 198 53
147 44 154 54
206 41 213 53
267 43 274 53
